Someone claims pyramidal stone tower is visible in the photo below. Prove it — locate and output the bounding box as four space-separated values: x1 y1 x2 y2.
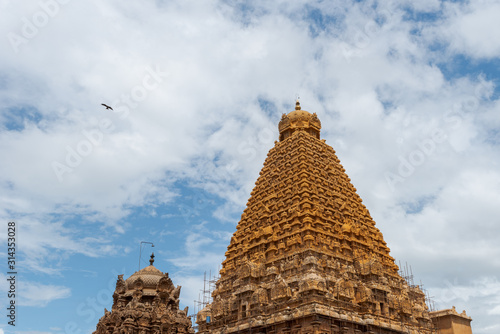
197 101 433 334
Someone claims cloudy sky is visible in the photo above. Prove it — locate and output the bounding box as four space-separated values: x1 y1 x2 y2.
1 0 499 333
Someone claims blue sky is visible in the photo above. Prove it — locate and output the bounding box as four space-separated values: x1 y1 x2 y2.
1 0 500 333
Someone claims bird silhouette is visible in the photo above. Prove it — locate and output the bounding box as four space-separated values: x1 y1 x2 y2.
101 103 113 110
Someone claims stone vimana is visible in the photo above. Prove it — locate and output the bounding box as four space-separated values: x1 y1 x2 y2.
93 254 194 334
94 101 473 334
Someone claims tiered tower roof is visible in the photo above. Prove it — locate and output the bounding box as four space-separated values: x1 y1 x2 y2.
93 254 194 334
197 102 433 334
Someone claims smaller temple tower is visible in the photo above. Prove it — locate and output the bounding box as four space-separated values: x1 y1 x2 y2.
93 254 194 334
430 307 473 334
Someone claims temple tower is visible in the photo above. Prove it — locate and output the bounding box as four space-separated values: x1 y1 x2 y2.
93 254 194 334
197 102 434 334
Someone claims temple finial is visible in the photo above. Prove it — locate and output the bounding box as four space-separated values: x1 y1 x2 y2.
295 99 301 110
149 252 155 265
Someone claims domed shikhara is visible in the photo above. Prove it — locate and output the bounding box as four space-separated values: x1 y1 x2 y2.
197 103 435 334
278 100 321 141
124 263 165 296
93 254 193 334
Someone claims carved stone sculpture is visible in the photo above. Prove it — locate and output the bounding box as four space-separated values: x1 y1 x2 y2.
93 254 194 334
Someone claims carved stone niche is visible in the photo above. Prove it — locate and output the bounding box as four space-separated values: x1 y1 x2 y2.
157 276 174 294
135 277 145 291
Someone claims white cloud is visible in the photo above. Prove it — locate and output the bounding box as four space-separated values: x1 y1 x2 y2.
10 332 52 334
19 280 71 307
426 1 500 58
168 222 230 272
0 216 128 275
403 0 441 13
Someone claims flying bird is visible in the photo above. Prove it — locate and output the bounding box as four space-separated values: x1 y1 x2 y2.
101 103 113 110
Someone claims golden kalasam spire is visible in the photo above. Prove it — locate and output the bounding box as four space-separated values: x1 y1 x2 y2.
278 101 321 141
197 102 433 334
